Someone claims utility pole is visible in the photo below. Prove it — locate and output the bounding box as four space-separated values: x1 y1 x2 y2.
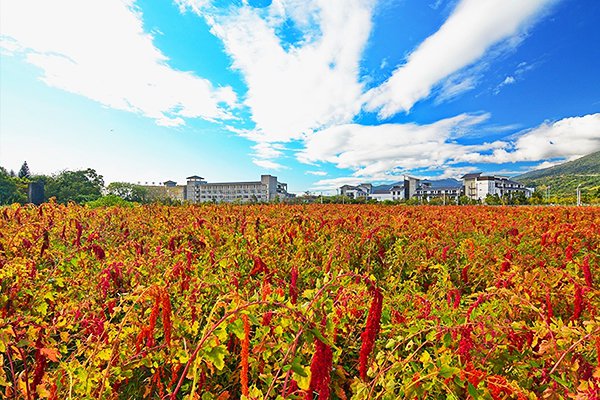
576 184 582 206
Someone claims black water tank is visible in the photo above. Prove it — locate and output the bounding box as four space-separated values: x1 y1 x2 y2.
28 182 45 205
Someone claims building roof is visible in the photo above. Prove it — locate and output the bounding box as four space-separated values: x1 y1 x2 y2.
370 180 404 193
164 180 177 184
199 181 263 186
418 186 461 192
420 178 462 189
372 189 392 194
186 175 205 180
461 173 482 179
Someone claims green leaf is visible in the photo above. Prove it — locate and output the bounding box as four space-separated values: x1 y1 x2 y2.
438 365 458 379
229 318 245 340
309 328 332 347
467 383 480 399
204 345 227 371
551 374 571 388
290 358 307 377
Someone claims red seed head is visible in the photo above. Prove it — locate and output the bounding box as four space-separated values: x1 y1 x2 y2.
359 288 383 380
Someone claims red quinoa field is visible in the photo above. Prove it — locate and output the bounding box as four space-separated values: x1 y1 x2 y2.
0 203 599 399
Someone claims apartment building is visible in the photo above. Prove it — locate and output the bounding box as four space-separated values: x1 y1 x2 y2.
414 179 462 202
342 176 419 201
340 173 530 203
186 174 291 203
339 183 373 199
462 173 531 201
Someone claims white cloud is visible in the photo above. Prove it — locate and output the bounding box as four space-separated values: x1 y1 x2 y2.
365 0 554 118
178 0 375 142
298 113 490 177
502 76 516 85
470 113 600 163
252 142 285 159
252 158 287 170
298 113 600 189
436 74 479 104
493 75 516 94
533 160 560 170
0 0 236 126
306 170 327 176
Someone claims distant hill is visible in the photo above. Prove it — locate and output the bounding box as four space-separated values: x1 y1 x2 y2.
514 151 600 197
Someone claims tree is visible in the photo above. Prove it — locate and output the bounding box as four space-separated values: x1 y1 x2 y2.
458 195 473 205
86 194 135 208
485 194 501 205
18 161 31 179
529 189 544 205
0 167 27 204
106 182 148 202
45 168 104 203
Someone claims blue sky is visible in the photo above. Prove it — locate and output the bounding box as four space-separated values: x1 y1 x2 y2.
1 0 599 193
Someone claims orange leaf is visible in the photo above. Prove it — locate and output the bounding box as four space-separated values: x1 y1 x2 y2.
40 348 60 362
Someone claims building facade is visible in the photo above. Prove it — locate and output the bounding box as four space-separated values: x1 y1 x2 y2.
462 173 531 201
186 174 291 203
415 180 463 203
341 176 419 201
339 183 373 199
339 174 530 203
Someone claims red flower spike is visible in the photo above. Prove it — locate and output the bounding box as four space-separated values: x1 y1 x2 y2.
359 288 383 380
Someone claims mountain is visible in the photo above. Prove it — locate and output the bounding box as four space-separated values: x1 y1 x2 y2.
514 151 600 197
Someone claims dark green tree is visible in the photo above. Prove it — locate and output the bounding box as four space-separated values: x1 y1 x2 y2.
0 167 27 204
18 161 31 179
106 182 149 202
45 168 104 203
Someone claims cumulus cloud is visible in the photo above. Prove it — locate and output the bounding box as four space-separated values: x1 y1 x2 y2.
365 0 554 118
252 142 285 159
178 0 374 142
470 113 600 163
298 113 491 176
0 0 236 126
300 113 600 190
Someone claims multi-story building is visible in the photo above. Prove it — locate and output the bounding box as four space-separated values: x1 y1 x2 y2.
415 179 463 203
186 174 291 203
462 173 531 201
339 183 373 199
342 176 419 201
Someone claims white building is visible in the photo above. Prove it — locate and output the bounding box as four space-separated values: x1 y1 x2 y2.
339 183 373 199
462 173 531 201
415 179 462 203
343 176 419 201
186 174 291 203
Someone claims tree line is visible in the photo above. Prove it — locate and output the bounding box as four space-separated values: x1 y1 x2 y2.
0 162 152 206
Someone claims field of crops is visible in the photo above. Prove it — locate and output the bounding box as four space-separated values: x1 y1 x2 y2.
0 203 599 399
